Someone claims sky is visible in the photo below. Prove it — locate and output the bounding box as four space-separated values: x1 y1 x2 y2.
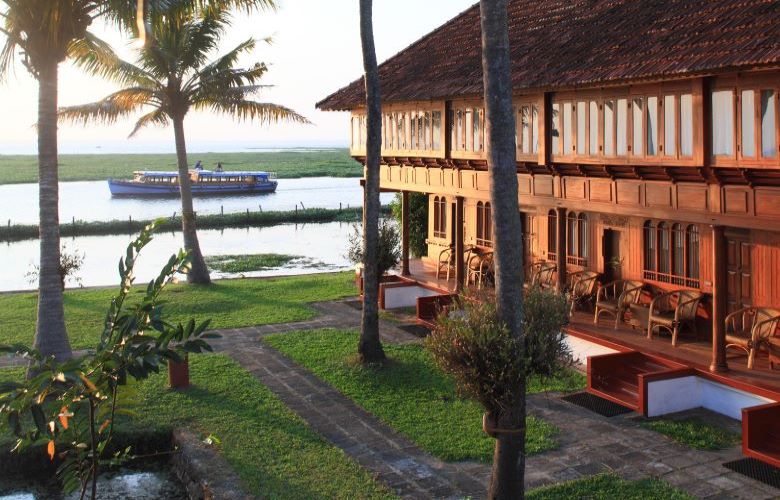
0 0 477 155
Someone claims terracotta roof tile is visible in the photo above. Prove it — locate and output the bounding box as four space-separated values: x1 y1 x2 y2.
318 0 780 111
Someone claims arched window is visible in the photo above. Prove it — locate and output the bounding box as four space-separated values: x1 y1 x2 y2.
686 225 700 285
672 223 685 277
643 221 656 272
432 196 446 239
658 222 670 276
643 221 700 287
476 201 493 247
578 213 588 259
565 212 588 266
547 210 557 258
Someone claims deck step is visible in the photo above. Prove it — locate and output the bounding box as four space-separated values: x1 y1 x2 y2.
743 402 780 468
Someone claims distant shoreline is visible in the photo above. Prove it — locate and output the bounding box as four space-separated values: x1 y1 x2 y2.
0 149 360 185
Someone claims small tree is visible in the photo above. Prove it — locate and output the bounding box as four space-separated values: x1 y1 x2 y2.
26 244 85 290
425 288 571 466
347 219 401 278
0 221 217 500
389 192 428 257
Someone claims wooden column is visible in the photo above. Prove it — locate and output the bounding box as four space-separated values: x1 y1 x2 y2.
556 207 568 291
401 190 410 276
455 196 465 290
710 225 729 373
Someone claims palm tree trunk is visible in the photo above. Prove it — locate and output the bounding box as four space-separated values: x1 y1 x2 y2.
358 0 385 363
479 0 526 498
33 58 72 365
172 114 211 285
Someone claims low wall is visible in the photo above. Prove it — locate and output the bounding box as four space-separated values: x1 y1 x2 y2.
172 428 253 500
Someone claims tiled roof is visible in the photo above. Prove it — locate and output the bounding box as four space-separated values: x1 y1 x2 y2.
317 0 780 111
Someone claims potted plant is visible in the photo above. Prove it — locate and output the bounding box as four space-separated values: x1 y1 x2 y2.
347 219 402 294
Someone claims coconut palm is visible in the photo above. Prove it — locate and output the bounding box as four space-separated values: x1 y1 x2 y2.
59 5 308 284
357 0 385 363
0 0 107 363
479 0 527 498
0 0 276 364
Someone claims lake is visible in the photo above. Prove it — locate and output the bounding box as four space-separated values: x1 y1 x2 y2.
0 177 393 225
0 222 359 292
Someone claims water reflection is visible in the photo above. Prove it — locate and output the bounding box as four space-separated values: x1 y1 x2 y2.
0 222 357 292
0 177 393 225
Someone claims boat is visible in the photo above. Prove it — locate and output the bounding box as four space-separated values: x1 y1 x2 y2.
108 170 278 196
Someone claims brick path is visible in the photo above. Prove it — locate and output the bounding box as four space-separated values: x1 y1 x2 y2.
206 300 779 499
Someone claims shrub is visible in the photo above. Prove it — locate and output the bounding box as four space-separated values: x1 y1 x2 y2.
389 192 428 257
25 243 85 289
426 289 572 415
346 218 401 276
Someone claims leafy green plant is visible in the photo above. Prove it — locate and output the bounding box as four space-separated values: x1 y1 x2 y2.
0 221 217 499
346 219 401 276
389 192 428 257
425 289 572 415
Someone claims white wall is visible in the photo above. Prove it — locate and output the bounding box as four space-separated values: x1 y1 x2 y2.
383 285 442 309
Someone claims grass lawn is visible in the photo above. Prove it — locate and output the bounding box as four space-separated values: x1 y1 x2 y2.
205 253 306 273
0 150 360 185
638 416 741 451
527 473 692 499
0 356 393 499
265 329 586 462
0 273 356 350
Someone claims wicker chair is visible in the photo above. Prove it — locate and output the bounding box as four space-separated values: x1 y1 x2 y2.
569 271 600 315
646 290 704 347
725 307 780 369
466 251 493 289
594 280 644 329
436 246 455 280
524 261 557 291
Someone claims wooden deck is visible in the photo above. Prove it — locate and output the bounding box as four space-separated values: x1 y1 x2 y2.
400 259 780 401
566 311 780 401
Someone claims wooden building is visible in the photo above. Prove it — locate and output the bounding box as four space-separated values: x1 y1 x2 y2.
318 0 780 467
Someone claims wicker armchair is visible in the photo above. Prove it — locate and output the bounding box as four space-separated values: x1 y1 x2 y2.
436 246 455 280
725 307 780 369
646 290 704 347
524 261 557 291
569 271 600 314
466 251 494 289
594 280 644 329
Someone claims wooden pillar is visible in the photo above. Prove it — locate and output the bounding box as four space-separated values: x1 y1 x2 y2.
455 196 465 290
556 207 568 291
401 190 410 276
710 225 729 373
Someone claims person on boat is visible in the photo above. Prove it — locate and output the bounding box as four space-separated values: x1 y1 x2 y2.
215 162 224 172
194 160 203 170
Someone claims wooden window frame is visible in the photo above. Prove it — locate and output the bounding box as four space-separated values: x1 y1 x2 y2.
565 211 587 267
476 201 493 247
432 196 447 239
547 209 557 260
642 220 701 288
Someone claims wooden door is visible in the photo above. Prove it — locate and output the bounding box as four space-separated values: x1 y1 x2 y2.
602 229 623 282
726 233 752 312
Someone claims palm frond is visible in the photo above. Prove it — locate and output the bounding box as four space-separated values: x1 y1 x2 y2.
194 100 310 126
67 32 158 88
129 108 169 137
58 88 157 126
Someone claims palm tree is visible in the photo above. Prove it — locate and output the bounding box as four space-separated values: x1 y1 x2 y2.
0 1 108 363
357 0 385 363
479 0 526 498
60 5 308 285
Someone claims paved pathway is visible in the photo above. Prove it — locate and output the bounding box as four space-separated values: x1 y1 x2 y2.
206 300 779 499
